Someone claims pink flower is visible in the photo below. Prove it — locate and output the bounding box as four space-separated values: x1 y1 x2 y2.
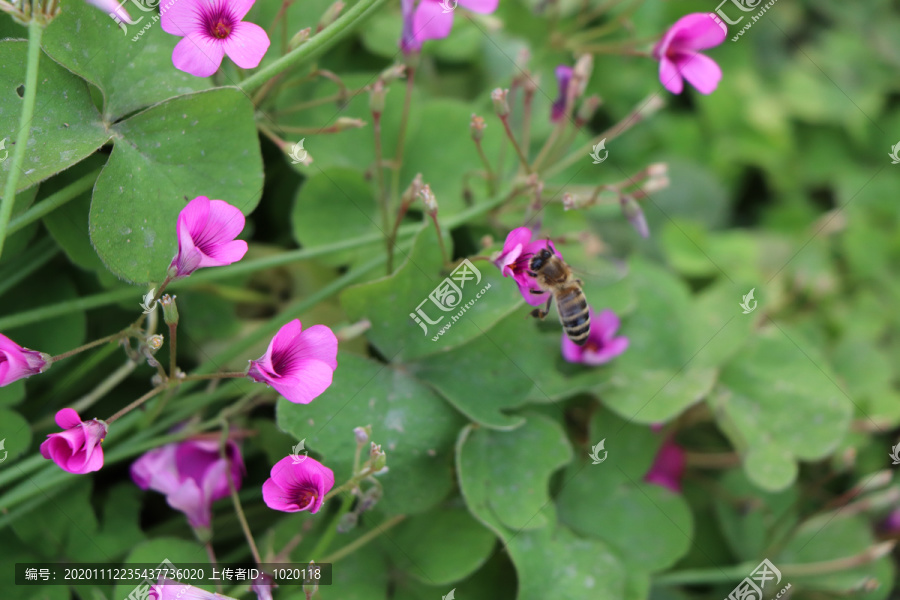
644 438 686 493
653 13 726 94
168 196 249 279
408 0 498 47
247 320 338 405
40 409 108 474
551 65 573 122
262 456 335 513
0 333 48 387
399 0 421 53
561 308 629 364
131 438 245 529
161 0 270 78
150 578 236 599
492 227 558 307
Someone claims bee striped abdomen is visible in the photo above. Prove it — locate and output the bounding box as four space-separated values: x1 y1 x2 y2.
557 287 590 345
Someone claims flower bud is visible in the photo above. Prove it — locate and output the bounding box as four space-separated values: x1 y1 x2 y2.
573 54 593 95
147 334 164 351
160 294 179 325
470 114 486 142
353 425 371 445
379 64 406 83
369 80 387 116
491 88 510 117
562 192 577 211
289 27 311 50
620 195 649 238
419 184 438 216
370 442 387 471
335 117 366 131
337 511 358 533
303 562 319 598
317 0 344 31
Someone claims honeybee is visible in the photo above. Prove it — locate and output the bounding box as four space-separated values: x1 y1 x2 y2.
526 247 590 345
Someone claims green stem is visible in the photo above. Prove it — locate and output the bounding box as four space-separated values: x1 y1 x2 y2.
0 19 43 259
220 421 263 566
105 386 166 424
50 331 123 362
308 492 355 560
238 0 387 94
168 323 177 379
321 514 406 563
499 114 532 174
7 169 99 235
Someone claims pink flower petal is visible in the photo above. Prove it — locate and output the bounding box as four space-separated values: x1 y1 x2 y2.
172 34 226 78
160 0 205 36
262 478 298 511
668 13 727 51
222 22 270 69
675 51 722 94
280 323 339 371
167 479 209 528
658 57 684 94
227 0 257 21
582 336 629 365
560 334 582 363
270 363 334 404
413 0 454 42
55 408 82 429
593 308 620 343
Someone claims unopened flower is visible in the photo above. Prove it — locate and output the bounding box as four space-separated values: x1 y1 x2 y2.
620 195 649 238
492 227 558 306
491 88 510 117
470 114 486 141
403 0 498 50
551 65 573 122
131 438 245 530
247 320 338 404
40 409 108 474
168 196 249 279
0 333 49 387
653 13 726 94
644 438 686 493
561 308 629 365
161 0 270 78
262 456 335 513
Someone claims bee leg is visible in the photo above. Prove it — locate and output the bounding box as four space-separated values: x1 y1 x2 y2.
529 297 552 320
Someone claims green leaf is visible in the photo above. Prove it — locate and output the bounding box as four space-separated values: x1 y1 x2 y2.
386 506 496 585
42 154 108 273
42 0 209 121
341 225 521 361
601 258 717 423
400 99 503 218
90 87 264 284
276 352 466 515
291 167 381 266
11 478 97 559
0 41 109 194
558 408 692 576
713 469 797 562
505 509 627 600
711 330 853 491
456 413 572 532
